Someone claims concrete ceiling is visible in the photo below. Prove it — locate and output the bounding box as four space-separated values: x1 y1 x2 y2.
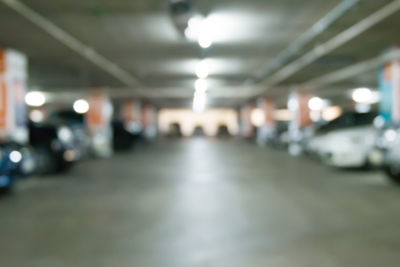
0 0 399 108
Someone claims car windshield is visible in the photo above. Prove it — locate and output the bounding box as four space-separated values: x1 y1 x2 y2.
317 112 377 134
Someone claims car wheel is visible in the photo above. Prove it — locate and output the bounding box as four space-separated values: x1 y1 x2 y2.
384 165 400 184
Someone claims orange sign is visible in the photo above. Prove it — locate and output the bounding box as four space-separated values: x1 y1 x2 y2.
0 50 28 142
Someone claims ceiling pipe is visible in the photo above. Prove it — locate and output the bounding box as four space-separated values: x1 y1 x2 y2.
248 0 400 97
303 48 400 90
1 0 148 95
252 0 360 83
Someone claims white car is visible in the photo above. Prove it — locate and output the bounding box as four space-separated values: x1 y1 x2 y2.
308 112 377 168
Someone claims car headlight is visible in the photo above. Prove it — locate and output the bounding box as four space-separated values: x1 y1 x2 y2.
57 127 73 143
9 150 22 163
384 129 398 143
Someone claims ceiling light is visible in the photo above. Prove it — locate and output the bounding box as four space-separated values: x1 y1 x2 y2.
185 15 204 42
195 79 208 92
198 31 213 48
188 15 204 29
25 91 46 107
184 27 197 41
193 91 207 113
308 97 325 111
73 99 89 114
196 60 209 79
352 88 380 104
250 108 265 127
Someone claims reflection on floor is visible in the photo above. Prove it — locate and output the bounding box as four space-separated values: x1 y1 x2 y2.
1 138 400 267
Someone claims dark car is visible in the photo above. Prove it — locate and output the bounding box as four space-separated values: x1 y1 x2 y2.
49 110 91 158
112 120 143 151
29 120 78 173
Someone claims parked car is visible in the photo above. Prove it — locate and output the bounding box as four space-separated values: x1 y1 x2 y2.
0 142 25 193
49 110 91 158
266 121 290 148
307 112 377 168
112 120 142 151
29 120 79 173
374 123 400 183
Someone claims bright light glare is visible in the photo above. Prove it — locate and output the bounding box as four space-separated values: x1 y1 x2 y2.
322 106 343 122
196 60 209 79
193 91 207 113
185 16 204 41
185 15 213 48
352 88 378 104
385 129 397 142
73 99 89 114
250 108 265 127
25 91 46 107
308 97 325 111
195 79 208 93
198 30 213 48
58 127 73 142
29 109 44 123
9 150 22 163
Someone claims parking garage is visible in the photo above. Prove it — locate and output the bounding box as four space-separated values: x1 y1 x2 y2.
1 0 400 266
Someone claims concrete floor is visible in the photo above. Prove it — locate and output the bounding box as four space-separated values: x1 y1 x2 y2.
1 138 400 267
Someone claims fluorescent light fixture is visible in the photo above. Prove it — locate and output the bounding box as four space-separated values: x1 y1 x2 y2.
193 91 207 113
73 99 89 114
352 88 380 104
250 108 265 127
198 30 213 48
25 91 46 107
195 79 208 93
308 97 325 111
196 60 209 79
185 15 214 48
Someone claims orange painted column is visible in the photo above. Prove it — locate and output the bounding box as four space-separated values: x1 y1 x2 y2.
258 98 276 129
121 99 142 134
0 50 28 144
288 92 313 131
142 104 157 139
86 90 113 157
256 98 276 144
240 104 255 139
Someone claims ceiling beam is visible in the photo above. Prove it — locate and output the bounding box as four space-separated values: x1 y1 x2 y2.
248 0 400 97
252 0 360 83
1 0 149 95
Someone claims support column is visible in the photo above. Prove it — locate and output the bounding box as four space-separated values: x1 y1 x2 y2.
288 92 313 155
256 98 276 145
121 99 142 134
142 104 158 139
0 50 28 144
240 104 255 139
86 90 113 157
380 58 400 123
